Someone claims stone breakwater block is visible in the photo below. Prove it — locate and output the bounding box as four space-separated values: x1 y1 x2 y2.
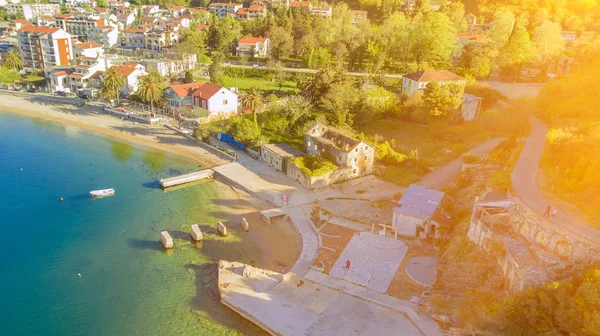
190 224 203 241
218 222 227 236
160 231 174 249
241 218 249 232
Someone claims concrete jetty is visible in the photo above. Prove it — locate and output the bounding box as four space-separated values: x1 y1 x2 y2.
159 169 214 188
190 224 203 241
217 260 441 336
218 222 227 236
160 231 174 249
241 218 249 231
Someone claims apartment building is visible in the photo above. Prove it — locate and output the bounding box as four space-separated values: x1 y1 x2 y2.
144 29 179 51
235 5 267 20
208 3 243 18
122 28 147 48
7 4 61 20
236 36 269 57
66 55 110 96
17 25 73 69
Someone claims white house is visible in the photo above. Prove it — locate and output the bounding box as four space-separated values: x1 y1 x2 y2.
117 12 135 28
164 82 238 118
47 69 74 93
236 36 269 57
73 41 103 58
392 184 445 239
66 55 111 96
402 70 466 97
111 62 147 94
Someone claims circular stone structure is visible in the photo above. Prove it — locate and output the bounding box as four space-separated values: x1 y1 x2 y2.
405 256 438 286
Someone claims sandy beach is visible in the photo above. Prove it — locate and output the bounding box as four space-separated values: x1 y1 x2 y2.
0 92 228 168
0 91 302 272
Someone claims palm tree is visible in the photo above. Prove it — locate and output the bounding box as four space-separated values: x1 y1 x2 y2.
101 66 125 105
3 51 23 70
240 86 263 130
136 71 164 114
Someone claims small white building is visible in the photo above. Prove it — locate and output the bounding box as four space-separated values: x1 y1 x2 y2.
164 82 238 118
392 184 445 239
73 41 103 59
236 36 269 57
111 62 147 94
461 93 483 122
402 70 465 97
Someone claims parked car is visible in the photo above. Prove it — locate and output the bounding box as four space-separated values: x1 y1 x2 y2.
56 91 67 97
79 94 89 100
27 87 39 93
13 86 21 91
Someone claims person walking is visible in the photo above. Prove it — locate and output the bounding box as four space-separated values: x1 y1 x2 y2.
551 208 558 219
544 205 551 217
345 260 351 270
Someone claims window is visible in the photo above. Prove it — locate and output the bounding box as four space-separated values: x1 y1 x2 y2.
223 99 228 104
202 100 206 108
364 155 368 160
353 169 357 174
355 148 358 152
354 158 357 163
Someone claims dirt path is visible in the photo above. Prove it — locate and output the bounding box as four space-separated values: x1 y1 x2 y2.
511 117 600 243
417 137 504 189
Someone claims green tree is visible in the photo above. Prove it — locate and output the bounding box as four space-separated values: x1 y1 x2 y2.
177 28 206 59
267 26 293 60
209 51 224 84
136 71 165 113
101 66 126 105
533 21 566 78
410 12 459 69
422 81 464 117
441 1 468 32
321 81 361 128
60 4 70 14
207 18 240 54
498 22 535 81
3 51 23 70
486 7 515 48
96 0 107 8
240 86 264 130
460 43 494 79
184 70 194 84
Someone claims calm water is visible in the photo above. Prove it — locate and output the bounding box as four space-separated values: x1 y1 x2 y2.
0 113 263 335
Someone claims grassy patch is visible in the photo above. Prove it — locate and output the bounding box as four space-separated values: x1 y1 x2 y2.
382 165 423 187
355 190 367 194
219 75 298 94
360 108 529 167
290 155 338 177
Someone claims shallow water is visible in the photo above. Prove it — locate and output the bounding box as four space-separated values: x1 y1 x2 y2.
0 113 265 335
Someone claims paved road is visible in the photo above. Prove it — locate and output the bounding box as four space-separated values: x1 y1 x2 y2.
196 63 404 79
417 138 504 189
511 117 600 242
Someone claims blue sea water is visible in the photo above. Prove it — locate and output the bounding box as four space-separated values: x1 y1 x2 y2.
0 113 264 335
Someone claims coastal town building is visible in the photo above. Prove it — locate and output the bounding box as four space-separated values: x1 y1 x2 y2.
7 3 60 20
260 143 302 172
113 62 147 94
121 28 146 48
73 41 103 58
235 5 267 20
208 3 243 18
401 70 466 97
139 53 196 77
164 82 239 118
17 25 73 69
392 184 445 239
66 54 111 96
236 36 269 57
350 10 368 25
311 6 332 17
285 123 375 189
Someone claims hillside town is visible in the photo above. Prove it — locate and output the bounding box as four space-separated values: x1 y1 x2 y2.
0 0 599 335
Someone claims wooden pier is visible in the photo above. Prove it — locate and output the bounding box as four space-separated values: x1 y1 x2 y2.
159 169 214 188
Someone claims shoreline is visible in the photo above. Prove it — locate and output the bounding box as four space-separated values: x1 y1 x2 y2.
0 92 226 168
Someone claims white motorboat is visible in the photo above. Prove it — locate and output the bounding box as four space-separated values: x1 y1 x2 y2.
90 188 115 198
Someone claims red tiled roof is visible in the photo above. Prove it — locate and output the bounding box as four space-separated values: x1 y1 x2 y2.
236 8 248 15
17 25 60 34
68 73 85 79
122 28 145 33
141 17 156 22
75 41 102 49
112 64 138 77
54 14 71 19
248 5 264 11
197 24 211 30
12 19 31 25
238 36 267 44
118 14 132 19
94 7 108 13
116 6 130 11
191 82 224 100
170 6 185 10
168 82 205 98
456 33 486 43
403 70 464 82
41 16 56 21
52 70 73 77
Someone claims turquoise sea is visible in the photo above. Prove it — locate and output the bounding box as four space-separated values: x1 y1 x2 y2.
0 112 265 335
